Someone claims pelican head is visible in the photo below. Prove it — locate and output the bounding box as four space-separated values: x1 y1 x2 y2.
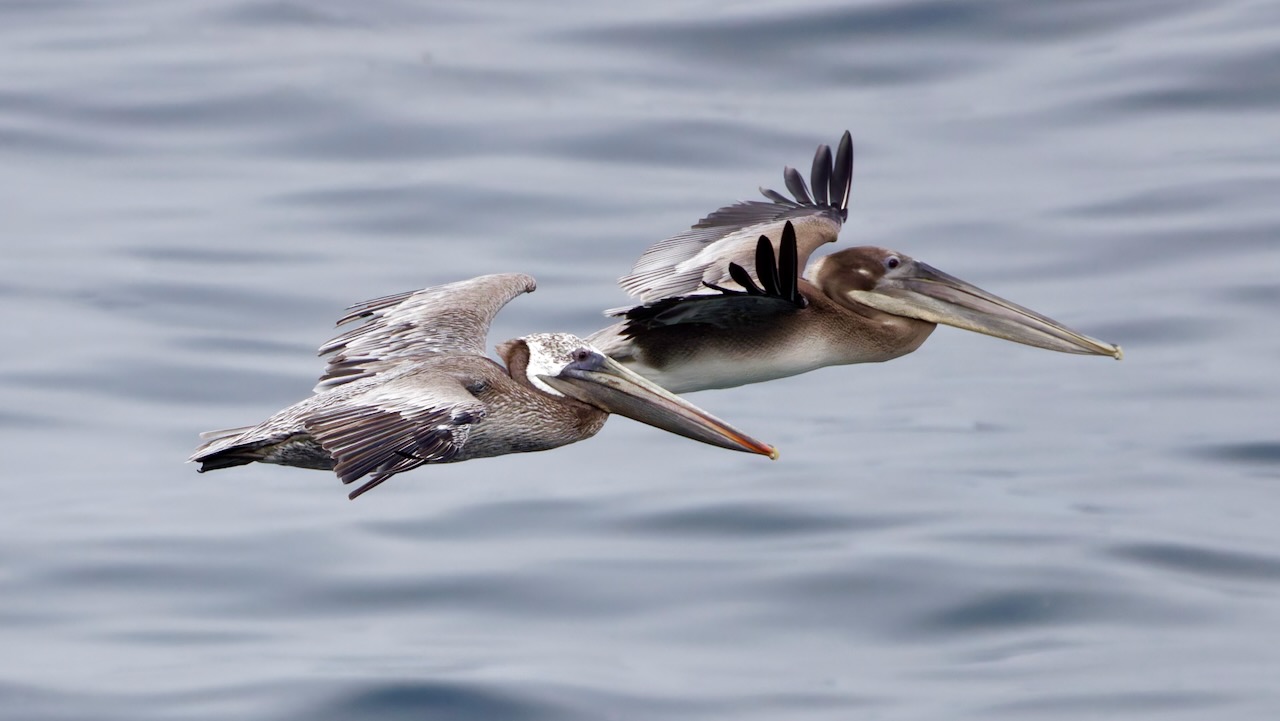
517 332 778 457
811 248 1122 359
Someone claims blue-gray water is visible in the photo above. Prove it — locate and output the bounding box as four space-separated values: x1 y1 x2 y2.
3 1 1279 719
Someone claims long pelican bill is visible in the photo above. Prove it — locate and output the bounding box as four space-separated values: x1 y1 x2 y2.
852 262 1123 359
540 354 779 458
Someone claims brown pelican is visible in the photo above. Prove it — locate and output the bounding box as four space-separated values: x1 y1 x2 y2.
189 274 777 499
589 131 1121 393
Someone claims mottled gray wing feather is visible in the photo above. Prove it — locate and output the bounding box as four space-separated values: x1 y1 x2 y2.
315 273 537 391
618 131 853 303
303 370 485 499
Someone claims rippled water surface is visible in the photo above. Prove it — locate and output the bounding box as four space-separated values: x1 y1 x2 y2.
4 1 1279 719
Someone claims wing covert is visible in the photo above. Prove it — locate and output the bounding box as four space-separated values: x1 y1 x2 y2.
316 273 536 391
304 370 485 499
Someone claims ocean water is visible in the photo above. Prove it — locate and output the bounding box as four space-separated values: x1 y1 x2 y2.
3 0 1279 718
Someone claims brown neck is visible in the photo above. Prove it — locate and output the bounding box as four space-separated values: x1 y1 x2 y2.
801 282 937 363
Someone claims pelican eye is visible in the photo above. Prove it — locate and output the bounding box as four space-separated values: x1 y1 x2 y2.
565 347 605 372
884 256 901 270
466 379 490 394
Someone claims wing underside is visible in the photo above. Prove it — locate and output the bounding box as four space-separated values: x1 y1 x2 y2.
618 221 808 337
618 131 852 303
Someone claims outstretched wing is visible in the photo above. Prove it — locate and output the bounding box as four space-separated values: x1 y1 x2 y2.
316 273 537 391
618 131 852 303
304 367 486 499
617 221 807 337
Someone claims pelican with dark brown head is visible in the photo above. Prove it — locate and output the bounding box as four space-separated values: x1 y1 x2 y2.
589 131 1121 393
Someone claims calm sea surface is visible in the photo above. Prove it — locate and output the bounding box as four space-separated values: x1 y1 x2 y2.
3 1 1279 719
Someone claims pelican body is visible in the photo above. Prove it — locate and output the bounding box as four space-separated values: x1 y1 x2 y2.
593 259 933 392
591 132 1121 393
190 274 776 499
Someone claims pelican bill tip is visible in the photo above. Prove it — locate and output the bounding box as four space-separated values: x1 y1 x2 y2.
1112 344 1124 361
767 446 780 461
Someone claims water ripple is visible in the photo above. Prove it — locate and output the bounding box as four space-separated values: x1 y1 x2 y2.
299 681 590 721
614 502 912 539
1109 541 1280 583
919 587 1186 634
5 0 1280 718
1188 441 1280 466
986 690 1227 716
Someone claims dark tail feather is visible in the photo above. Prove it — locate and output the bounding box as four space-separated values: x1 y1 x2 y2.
194 447 262 473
